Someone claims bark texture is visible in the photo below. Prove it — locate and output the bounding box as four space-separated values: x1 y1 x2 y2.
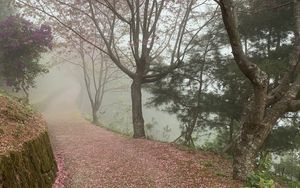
218 0 300 181
131 78 145 138
92 107 99 124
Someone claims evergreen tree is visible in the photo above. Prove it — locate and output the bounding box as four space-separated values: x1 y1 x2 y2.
146 31 221 146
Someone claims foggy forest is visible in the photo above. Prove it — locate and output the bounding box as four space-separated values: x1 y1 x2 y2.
0 0 300 187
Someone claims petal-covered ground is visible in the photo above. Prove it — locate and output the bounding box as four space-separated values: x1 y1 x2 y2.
43 88 242 188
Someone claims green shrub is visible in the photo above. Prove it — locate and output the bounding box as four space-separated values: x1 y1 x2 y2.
245 152 275 188
245 172 275 188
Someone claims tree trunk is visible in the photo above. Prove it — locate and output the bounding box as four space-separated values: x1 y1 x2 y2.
24 91 29 104
232 123 259 181
21 84 29 104
219 0 300 182
131 78 145 138
233 143 256 181
232 121 274 181
184 125 195 147
92 106 99 124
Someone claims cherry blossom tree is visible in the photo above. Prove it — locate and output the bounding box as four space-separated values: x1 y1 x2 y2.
18 0 215 138
53 11 123 124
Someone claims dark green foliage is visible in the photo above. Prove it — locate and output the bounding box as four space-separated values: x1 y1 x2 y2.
147 1 299 165
239 0 294 50
215 0 298 153
213 60 250 119
245 153 275 188
273 153 300 182
146 54 215 146
265 123 300 154
211 59 251 146
238 0 294 83
245 172 275 188
201 137 226 153
0 16 52 101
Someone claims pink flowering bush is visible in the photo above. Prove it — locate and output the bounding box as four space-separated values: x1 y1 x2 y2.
0 16 53 100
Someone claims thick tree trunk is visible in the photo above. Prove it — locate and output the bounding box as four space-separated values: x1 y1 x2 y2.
131 78 145 138
232 121 274 181
233 146 256 181
232 127 258 181
219 0 300 182
232 98 290 180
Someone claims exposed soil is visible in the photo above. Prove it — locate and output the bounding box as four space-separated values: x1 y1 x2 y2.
44 87 242 188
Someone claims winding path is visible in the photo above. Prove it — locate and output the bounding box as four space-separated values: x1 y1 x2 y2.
43 88 241 188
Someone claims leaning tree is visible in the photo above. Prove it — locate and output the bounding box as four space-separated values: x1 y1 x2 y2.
215 0 300 180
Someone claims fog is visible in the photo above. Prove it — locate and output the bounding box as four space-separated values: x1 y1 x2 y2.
27 53 214 145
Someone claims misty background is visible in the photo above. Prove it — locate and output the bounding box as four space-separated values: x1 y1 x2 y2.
27 52 213 144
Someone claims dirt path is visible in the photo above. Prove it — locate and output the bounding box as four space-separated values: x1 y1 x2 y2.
43 88 241 188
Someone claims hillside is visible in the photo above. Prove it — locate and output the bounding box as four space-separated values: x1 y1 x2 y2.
0 94 45 154
0 93 57 187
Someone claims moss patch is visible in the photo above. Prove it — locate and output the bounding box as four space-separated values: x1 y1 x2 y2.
0 93 57 187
